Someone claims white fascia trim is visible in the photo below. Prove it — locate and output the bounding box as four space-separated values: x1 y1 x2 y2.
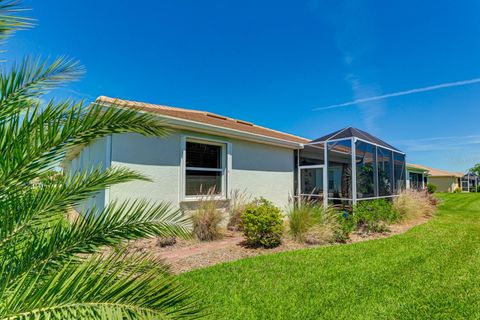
98 102 305 150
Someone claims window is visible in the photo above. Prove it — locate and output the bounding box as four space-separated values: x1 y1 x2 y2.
185 140 225 197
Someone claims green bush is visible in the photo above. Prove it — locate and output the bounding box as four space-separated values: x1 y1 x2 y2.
454 187 461 193
353 199 400 233
427 183 437 194
336 210 356 239
241 198 284 248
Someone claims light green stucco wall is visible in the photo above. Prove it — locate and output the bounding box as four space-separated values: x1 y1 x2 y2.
69 138 110 213
108 130 295 210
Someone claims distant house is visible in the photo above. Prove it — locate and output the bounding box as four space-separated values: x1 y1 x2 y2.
462 172 479 192
67 96 407 213
415 165 463 192
406 163 429 190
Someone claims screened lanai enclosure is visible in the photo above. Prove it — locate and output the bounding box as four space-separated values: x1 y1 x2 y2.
462 172 479 192
295 127 406 207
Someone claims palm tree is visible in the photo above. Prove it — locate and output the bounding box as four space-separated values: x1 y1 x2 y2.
0 1 201 318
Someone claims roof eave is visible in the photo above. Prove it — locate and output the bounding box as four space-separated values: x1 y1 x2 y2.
97 101 305 149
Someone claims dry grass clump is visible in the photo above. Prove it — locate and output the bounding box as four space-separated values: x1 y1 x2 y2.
227 189 250 231
304 225 335 245
192 191 224 241
393 189 437 221
287 199 340 244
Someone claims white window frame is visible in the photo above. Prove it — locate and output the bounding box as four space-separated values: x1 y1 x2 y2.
180 135 231 201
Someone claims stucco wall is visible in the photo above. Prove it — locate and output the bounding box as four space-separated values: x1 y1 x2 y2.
108 130 295 210
109 133 182 207
230 139 294 209
69 138 110 213
429 176 460 193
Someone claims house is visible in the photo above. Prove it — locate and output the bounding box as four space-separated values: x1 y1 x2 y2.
421 166 463 192
462 172 479 192
406 163 429 190
68 97 407 213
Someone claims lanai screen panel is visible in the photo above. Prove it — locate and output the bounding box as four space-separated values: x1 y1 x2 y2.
299 144 325 166
355 140 376 199
377 147 393 196
393 152 406 193
327 140 352 200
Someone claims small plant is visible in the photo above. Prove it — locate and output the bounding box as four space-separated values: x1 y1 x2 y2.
241 198 284 248
192 190 224 241
336 210 356 241
227 189 250 231
454 187 461 193
288 199 342 243
393 190 436 220
287 200 319 241
157 237 177 247
353 199 400 233
427 183 437 194
304 225 335 245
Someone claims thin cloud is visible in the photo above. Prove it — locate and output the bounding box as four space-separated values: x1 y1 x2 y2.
394 134 480 152
314 77 480 111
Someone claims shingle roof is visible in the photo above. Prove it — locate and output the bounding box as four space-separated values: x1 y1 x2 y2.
407 163 430 172
423 166 463 178
309 127 402 152
96 96 309 145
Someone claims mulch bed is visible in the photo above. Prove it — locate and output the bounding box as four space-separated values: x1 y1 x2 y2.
125 216 431 274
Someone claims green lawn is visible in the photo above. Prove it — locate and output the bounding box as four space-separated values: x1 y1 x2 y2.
178 193 480 319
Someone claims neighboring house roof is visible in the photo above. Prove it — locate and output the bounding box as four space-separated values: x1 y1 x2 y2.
96 96 309 147
407 163 430 173
407 163 464 178
309 126 402 152
419 165 463 178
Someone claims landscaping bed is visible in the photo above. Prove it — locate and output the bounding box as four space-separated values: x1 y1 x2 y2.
126 213 430 273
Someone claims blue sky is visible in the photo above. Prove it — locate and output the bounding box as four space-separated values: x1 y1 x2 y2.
8 0 480 172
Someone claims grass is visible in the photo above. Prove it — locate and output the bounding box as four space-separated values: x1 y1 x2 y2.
178 193 480 319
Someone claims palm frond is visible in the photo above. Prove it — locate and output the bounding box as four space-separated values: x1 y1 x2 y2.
0 0 33 43
0 167 150 250
0 56 84 119
0 253 202 319
0 100 170 193
4 200 191 279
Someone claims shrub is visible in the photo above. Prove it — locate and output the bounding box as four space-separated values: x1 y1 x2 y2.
336 209 356 241
192 197 224 241
393 190 437 220
227 189 250 231
454 187 461 193
241 198 284 248
427 183 437 194
157 237 177 247
353 199 400 233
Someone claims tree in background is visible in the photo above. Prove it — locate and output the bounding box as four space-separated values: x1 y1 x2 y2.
470 163 480 176
0 1 200 319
